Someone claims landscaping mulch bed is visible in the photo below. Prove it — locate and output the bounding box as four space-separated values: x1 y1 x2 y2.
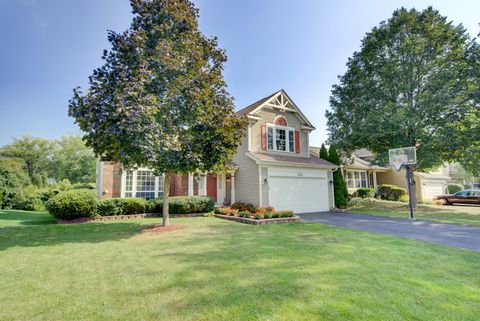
57 212 207 224
214 214 300 225
142 224 185 234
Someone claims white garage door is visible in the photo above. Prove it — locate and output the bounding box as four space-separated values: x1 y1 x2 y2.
423 181 445 201
268 167 330 213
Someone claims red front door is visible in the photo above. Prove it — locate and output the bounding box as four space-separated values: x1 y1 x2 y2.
207 174 217 201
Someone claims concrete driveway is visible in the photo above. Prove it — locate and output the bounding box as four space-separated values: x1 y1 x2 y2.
298 212 480 251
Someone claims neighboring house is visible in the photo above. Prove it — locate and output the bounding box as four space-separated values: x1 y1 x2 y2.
376 168 449 203
444 163 478 188
350 149 451 201
310 148 452 202
309 147 389 193
96 90 338 213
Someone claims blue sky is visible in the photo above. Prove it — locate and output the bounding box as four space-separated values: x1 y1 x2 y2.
0 0 479 147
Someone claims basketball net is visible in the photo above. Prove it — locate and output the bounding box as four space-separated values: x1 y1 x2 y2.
392 159 404 171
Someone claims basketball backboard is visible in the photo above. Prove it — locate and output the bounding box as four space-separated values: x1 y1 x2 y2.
389 147 416 170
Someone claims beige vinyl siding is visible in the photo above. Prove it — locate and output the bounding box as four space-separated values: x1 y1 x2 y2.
251 108 309 158
233 133 260 206
260 167 268 207
377 169 423 202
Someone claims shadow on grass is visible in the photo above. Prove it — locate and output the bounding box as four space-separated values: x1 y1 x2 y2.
0 210 150 251
0 210 56 225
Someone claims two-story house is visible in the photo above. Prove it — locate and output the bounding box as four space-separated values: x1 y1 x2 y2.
96 90 338 213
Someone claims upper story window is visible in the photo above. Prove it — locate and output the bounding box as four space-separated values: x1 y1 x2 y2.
267 124 295 153
274 116 288 126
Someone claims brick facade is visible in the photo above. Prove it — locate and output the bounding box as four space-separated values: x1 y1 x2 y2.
99 162 203 200
100 162 122 199
169 174 189 196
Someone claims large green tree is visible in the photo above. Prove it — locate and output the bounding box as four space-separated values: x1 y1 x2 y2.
69 0 246 226
0 136 53 186
51 135 96 183
0 159 30 208
326 7 480 171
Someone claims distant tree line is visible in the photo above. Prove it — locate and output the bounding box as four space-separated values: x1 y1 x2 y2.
0 135 96 210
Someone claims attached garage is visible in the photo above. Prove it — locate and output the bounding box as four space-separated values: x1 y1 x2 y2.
421 180 446 202
267 166 331 213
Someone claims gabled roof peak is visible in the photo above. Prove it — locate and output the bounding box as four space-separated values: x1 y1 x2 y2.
236 89 314 128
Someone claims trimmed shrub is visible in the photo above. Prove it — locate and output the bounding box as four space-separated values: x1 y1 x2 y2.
238 211 249 218
447 184 463 194
147 196 215 214
229 211 235 216
254 213 262 220
271 212 279 218
263 212 272 219
355 188 375 199
147 197 164 213
98 199 124 216
113 198 148 214
377 184 407 201
231 202 256 213
256 206 276 214
278 210 294 217
169 196 215 214
348 197 376 207
46 189 98 219
214 208 222 214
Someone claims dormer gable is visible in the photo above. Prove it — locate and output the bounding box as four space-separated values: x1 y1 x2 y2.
237 90 315 158
237 89 315 131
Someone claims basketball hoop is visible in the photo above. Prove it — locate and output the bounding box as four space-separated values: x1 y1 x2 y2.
389 147 416 171
388 146 417 220
391 159 404 171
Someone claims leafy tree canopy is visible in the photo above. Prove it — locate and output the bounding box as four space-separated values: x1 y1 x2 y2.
0 158 31 208
326 7 480 171
69 0 245 174
68 0 246 225
0 136 53 186
0 135 96 186
51 135 96 183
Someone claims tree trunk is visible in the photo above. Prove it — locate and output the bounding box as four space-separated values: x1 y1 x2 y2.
162 172 170 226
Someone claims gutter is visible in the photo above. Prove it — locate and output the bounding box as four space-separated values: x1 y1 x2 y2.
246 153 338 170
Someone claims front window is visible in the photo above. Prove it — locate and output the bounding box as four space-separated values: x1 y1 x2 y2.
346 170 368 189
267 125 295 153
136 170 156 199
123 169 163 199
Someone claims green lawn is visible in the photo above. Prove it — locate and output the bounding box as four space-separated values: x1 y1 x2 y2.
1 210 479 320
350 199 480 227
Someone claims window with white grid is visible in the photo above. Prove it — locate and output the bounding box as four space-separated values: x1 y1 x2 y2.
136 170 156 199
122 169 164 199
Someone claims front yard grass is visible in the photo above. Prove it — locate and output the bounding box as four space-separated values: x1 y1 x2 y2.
349 199 480 227
1 209 479 320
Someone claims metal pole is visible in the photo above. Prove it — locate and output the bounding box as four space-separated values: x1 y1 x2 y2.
405 165 414 220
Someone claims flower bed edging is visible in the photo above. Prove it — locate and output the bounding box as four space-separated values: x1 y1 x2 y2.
214 214 300 225
57 212 208 224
